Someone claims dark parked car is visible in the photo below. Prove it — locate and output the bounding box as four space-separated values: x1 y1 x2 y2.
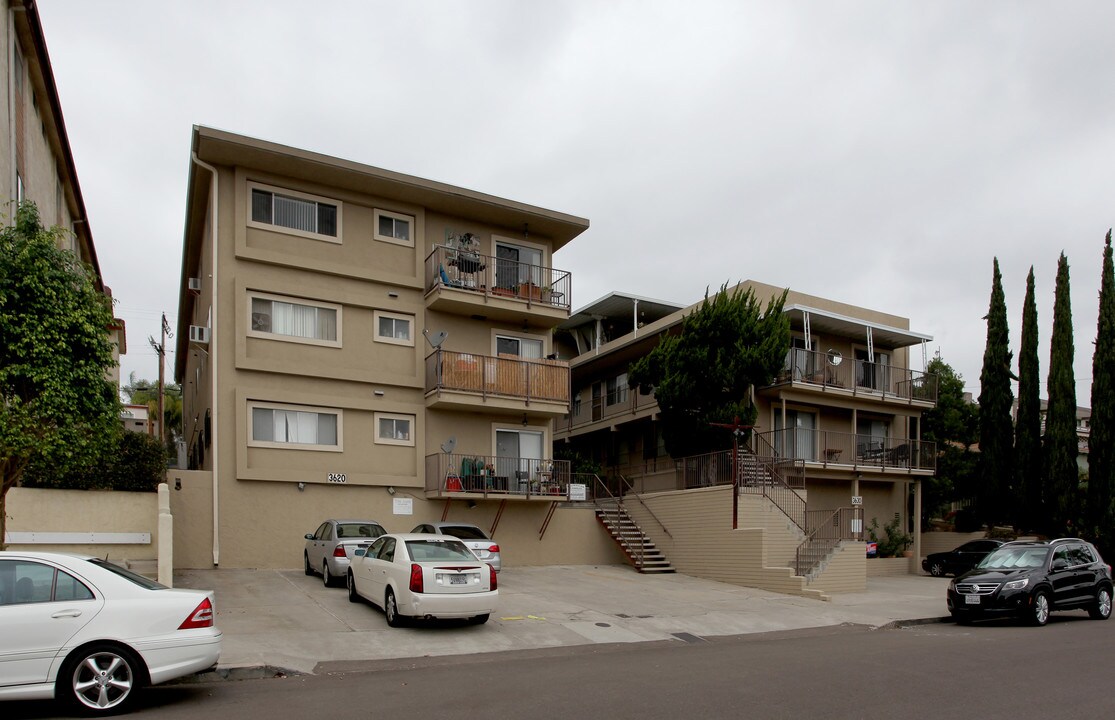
922 539 1005 577
947 538 1113 626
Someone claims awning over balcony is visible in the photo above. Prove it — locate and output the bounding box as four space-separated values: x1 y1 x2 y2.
784 304 933 350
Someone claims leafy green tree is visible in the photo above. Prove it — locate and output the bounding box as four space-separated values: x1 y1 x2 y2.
628 283 790 457
1045 252 1078 536
920 356 979 526
1087 231 1115 550
124 372 182 458
978 258 1015 527
0 204 120 548
1015 267 1043 531
23 430 166 492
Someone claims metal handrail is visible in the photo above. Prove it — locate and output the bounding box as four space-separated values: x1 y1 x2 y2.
424 245 572 310
794 506 864 576
757 428 937 472
773 347 939 404
424 453 571 499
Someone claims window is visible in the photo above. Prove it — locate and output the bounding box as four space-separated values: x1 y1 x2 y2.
248 182 341 241
496 334 543 359
0 560 93 605
606 373 628 406
249 293 340 346
373 209 414 246
373 310 414 346
375 412 414 446
249 402 341 451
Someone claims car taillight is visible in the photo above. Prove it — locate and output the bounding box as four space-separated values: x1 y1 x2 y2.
489 544 500 553
179 597 214 629
489 564 497 591
409 563 424 593
333 546 347 558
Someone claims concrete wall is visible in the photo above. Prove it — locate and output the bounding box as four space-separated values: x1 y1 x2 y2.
4 487 158 564
623 486 814 597
808 541 867 594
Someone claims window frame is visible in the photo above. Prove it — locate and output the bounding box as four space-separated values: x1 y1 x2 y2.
373 310 415 347
248 401 343 452
374 412 415 447
247 291 343 348
373 208 415 247
247 181 343 244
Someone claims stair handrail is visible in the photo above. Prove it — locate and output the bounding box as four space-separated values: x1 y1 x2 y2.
794 506 864 577
739 435 807 533
614 473 673 540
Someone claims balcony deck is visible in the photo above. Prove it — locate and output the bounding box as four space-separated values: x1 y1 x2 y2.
763 349 938 408
425 349 570 415
425 453 576 501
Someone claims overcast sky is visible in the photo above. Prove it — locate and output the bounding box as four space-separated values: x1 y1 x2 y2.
39 1 1115 403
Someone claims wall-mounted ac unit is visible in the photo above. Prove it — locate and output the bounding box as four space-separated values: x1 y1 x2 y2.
189 325 210 344
188 277 202 294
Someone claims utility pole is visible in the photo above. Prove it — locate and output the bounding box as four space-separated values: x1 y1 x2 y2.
709 417 753 530
147 313 173 445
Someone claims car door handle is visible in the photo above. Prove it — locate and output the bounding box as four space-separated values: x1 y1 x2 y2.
52 610 83 619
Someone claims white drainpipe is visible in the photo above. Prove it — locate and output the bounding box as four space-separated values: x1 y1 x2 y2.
191 152 220 566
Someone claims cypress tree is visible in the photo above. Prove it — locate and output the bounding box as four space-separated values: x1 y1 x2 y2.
978 258 1014 527
1015 268 1042 532
1045 252 1078 536
1087 231 1115 549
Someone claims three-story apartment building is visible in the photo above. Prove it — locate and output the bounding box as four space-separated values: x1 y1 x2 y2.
172 127 624 569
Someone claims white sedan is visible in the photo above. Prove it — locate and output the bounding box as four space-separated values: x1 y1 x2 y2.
347 533 497 626
0 551 222 714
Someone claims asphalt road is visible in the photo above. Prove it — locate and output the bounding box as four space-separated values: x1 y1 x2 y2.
14 613 1112 720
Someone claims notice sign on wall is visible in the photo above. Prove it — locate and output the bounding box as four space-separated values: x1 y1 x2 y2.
393 497 413 515
569 483 587 501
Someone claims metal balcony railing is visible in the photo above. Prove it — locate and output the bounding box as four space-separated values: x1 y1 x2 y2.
561 387 658 432
425 453 572 499
758 428 937 472
426 349 570 404
773 348 938 404
424 245 572 311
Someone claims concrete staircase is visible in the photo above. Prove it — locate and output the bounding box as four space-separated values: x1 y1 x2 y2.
596 504 675 574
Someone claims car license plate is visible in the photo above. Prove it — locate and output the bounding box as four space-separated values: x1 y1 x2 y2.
965 594 980 605
449 575 468 585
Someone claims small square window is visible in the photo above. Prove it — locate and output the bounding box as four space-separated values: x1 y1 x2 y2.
375 412 414 446
373 209 415 247
373 310 414 346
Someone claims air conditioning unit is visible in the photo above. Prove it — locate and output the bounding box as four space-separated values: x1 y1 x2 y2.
188 277 202 294
189 325 210 345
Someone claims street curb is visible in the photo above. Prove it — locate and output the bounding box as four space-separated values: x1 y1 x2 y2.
880 616 953 630
170 664 304 684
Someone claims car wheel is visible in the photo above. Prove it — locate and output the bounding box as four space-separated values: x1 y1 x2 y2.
469 613 490 625
304 552 314 576
1089 586 1112 620
58 643 145 714
928 561 945 577
1028 590 1050 626
347 572 361 603
322 561 333 587
385 589 407 627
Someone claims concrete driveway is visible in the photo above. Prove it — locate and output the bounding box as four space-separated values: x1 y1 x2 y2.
174 565 951 677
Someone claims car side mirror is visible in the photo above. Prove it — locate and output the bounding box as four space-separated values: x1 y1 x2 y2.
304 533 315 540
1052 559 1068 571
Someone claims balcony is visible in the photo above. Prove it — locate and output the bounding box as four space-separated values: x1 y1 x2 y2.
766 348 938 407
559 387 658 435
425 453 573 501
424 245 572 327
425 349 570 415
757 428 936 474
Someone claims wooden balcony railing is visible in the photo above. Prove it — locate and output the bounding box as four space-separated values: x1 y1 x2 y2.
424 245 572 311
426 349 569 404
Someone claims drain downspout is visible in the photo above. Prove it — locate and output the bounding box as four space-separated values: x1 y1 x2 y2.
191 152 220 566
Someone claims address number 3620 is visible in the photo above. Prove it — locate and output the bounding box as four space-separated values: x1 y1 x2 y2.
327 473 347 483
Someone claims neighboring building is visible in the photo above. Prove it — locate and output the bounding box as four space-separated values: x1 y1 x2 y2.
1025 400 1091 473
120 404 150 434
1 0 125 379
555 281 938 588
171 127 625 570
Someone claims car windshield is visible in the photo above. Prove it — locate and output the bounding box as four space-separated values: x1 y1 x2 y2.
976 546 1049 570
405 539 478 562
440 525 487 540
87 558 167 590
337 523 385 539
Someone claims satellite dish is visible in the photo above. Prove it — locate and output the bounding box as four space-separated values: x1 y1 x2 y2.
441 437 457 454
826 349 843 366
423 329 449 349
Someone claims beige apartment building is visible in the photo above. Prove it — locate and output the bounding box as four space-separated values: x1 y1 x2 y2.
171 126 623 570
554 282 938 591
0 0 124 373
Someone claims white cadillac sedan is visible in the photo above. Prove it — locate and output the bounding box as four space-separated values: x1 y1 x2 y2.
0 551 222 715
347 533 497 627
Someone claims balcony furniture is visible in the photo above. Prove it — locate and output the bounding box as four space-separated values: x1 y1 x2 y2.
824 448 842 462
857 441 884 463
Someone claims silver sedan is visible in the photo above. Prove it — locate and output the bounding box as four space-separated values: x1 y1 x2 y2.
304 519 387 587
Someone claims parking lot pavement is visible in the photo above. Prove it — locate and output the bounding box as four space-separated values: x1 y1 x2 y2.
174 565 951 678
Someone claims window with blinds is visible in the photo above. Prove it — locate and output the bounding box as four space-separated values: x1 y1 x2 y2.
248 182 341 241
250 403 342 451
249 292 341 347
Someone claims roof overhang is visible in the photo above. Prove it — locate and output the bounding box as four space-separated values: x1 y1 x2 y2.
785 304 932 349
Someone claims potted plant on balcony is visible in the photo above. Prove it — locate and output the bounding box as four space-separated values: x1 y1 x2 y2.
449 232 484 274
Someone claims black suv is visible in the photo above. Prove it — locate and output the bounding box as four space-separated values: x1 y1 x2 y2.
947 538 1113 626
